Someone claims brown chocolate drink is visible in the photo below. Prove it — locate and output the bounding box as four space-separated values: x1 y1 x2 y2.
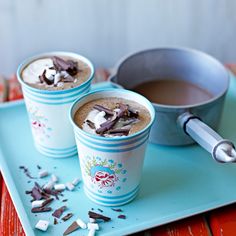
21 56 91 91
74 97 151 137
132 80 213 106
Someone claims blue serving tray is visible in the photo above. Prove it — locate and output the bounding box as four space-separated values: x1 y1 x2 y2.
1 79 236 236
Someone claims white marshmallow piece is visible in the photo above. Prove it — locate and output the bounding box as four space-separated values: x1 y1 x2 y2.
87 223 99 230
38 170 48 178
54 184 65 191
89 218 96 223
51 174 58 183
94 111 107 129
76 218 87 229
35 220 49 231
66 182 75 191
43 180 55 190
32 200 44 208
72 177 80 186
54 73 61 85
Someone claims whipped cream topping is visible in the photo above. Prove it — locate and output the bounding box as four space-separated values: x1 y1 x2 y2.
22 58 54 84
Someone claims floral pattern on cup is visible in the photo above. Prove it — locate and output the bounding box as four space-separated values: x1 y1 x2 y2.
84 156 127 192
28 105 52 141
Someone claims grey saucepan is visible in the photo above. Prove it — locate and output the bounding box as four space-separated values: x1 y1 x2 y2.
109 48 236 163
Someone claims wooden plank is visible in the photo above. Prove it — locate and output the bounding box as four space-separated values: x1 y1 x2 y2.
208 204 236 236
0 181 25 236
148 215 211 236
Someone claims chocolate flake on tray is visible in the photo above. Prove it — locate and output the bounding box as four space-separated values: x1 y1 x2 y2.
52 206 67 218
88 211 111 222
54 218 58 225
62 213 73 221
31 206 52 213
19 166 37 179
86 119 96 129
111 208 123 212
118 214 126 219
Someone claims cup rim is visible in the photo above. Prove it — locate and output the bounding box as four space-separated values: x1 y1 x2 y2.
17 51 95 95
69 88 156 141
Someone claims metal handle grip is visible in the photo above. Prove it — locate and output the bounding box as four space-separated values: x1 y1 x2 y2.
178 112 236 163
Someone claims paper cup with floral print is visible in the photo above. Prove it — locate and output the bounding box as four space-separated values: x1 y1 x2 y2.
70 89 155 206
17 52 94 158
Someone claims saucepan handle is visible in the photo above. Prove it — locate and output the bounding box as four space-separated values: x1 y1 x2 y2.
178 112 236 163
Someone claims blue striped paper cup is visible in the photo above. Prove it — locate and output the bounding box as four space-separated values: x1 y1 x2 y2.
70 89 155 206
17 52 94 158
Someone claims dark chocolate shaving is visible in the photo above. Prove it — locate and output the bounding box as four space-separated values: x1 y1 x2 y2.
94 104 114 115
118 214 126 219
97 208 103 213
19 166 36 179
86 120 96 129
31 207 52 213
62 73 75 83
54 218 58 225
52 56 78 76
62 199 68 202
128 108 139 118
62 213 73 221
41 198 54 207
52 206 67 218
88 211 111 222
96 119 117 134
37 165 42 170
25 190 32 194
31 186 43 200
63 221 79 235
108 128 130 136
111 208 123 212
39 69 54 85
116 103 129 118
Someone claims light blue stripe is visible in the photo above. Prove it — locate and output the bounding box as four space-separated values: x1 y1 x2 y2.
36 143 77 152
76 130 149 147
36 145 77 156
85 184 139 200
24 88 90 105
77 135 149 152
23 83 90 100
85 187 139 205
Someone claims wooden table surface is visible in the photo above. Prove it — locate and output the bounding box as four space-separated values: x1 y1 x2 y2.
1 66 236 236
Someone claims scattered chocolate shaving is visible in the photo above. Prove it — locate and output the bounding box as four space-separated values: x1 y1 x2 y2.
116 103 129 118
108 128 130 136
25 190 32 194
63 221 79 236
37 165 42 170
62 199 68 202
86 120 96 129
41 198 54 207
31 186 43 200
52 56 78 76
44 188 62 200
52 206 67 218
54 218 58 225
96 119 117 134
128 107 139 118
88 211 111 222
62 213 73 221
98 208 103 213
39 69 54 85
19 166 36 179
27 180 31 183
111 208 123 212
94 104 114 115
31 206 52 213
118 214 126 219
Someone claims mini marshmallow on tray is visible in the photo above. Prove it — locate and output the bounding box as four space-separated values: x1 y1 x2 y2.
54 184 65 191
35 220 49 231
89 218 96 223
66 182 75 191
32 200 44 208
87 223 99 236
43 180 55 190
51 174 58 182
38 170 48 178
76 218 87 229
72 177 80 186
